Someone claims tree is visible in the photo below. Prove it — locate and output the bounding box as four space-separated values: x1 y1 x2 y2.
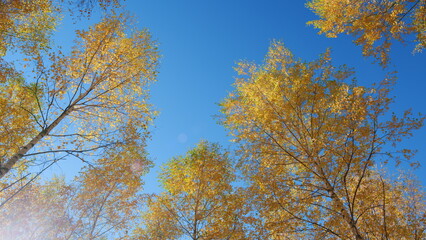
307 0 425 66
221 41 425 239
0 13 158 180
134 141 247 240
0 0 58 162
0 61 38 170
62 125 151 240
0 1 157 238
0 0 122 56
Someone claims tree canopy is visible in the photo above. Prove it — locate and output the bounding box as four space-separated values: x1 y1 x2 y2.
134 141 247 240
0 1 424 239
221 41 425 239
307 0 426 66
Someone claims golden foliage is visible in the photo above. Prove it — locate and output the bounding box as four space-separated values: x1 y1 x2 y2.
134 141 248 240
63 129 150 239
0 0 57 56
0 62 37 163
221 41 425 239
307 0 426 66
0 13 158 179
0 2 156 238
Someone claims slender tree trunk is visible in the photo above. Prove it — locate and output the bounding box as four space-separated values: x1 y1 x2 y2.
0 85 93 179
0 105 74 179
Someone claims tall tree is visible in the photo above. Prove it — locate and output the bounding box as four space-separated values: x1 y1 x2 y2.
134 141 247 240
62 124 150 240
0 61 38 169
221 41 425 239
0 13 158 180
307 0 425 66
0 1 156 238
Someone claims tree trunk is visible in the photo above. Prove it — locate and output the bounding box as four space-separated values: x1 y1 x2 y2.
0 105 74 179
0 85 93 179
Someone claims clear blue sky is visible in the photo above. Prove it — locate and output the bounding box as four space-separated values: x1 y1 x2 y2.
52 0 426 192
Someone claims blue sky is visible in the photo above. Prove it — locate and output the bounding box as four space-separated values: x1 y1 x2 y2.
51 0 426 192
